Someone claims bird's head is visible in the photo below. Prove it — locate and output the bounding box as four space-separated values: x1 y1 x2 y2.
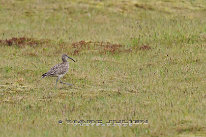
62 54 76 62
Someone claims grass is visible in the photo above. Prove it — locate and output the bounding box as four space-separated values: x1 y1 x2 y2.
0 0 206 136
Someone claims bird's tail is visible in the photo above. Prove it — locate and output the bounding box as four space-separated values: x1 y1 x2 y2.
42 73 47 78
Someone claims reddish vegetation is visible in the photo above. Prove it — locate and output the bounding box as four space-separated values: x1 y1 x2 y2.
71 40 90 55
0 37 152 55
71 40 151 55
139 45 151 50
0 37 49 47
72 40 89 48
102 42 122 53
71 40 125 55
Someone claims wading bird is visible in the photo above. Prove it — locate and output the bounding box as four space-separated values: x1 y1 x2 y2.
42 54 75 87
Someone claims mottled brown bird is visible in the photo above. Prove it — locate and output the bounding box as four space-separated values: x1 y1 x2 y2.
42 54 75 87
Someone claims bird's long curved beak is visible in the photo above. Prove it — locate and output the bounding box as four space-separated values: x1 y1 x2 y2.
67 56 76 62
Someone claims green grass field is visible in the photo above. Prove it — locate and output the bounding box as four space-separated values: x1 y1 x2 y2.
0 0 206 136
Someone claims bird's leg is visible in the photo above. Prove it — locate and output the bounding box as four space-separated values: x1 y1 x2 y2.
60 80 73 86
56 77 60 87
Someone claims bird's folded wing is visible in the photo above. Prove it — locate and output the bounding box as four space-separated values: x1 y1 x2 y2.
47 63 68 76
47 64 61 76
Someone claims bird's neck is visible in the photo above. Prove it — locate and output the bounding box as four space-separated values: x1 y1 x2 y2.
62 59 67 62
62 61 69 65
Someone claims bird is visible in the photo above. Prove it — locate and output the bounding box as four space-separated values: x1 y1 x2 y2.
42 54 76 87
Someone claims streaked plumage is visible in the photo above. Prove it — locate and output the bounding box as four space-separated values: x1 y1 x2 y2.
42 54 75 87
42 62 69 78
